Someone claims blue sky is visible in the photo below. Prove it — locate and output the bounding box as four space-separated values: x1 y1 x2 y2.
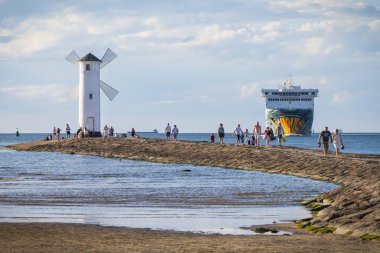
0 0 379 133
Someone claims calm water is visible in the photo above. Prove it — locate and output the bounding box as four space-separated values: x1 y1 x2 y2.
0 134 340 235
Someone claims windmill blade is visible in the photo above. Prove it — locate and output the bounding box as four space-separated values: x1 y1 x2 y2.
100 48 117 69
100 80 119 101
65 50 80 64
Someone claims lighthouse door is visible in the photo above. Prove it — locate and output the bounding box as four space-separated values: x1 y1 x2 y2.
86 117 94 132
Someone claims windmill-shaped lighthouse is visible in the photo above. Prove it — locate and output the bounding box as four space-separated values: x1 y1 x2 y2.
66 49 118 137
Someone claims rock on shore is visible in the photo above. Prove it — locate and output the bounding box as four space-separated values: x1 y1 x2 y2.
8 137 380 239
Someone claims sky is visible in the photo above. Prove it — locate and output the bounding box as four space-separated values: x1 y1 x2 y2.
0 0 379 133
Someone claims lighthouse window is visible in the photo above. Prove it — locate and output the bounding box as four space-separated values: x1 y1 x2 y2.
86 64 91 71
89 93 93 99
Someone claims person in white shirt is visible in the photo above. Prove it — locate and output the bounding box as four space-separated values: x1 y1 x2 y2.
332 129 344 157
172 125 179 141
234 124 243 145
165 123 171 140
103 125 109 139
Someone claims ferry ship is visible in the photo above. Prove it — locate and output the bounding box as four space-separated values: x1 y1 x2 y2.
261 78 318 136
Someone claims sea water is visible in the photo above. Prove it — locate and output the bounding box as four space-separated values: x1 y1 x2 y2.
0 134 342 235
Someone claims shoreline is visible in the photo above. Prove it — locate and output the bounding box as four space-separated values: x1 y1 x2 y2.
3 137 380 251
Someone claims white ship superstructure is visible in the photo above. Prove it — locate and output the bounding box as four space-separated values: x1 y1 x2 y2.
261 79 319 135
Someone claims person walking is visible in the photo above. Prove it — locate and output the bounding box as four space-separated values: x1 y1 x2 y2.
172 125 179 141
234 124 243 145
165 123 171 140
318 126 333 156
66 124 71 139
254 122 262 148
276 122 284 146
332 129 344 157
218 123 225 145
263 126 271 147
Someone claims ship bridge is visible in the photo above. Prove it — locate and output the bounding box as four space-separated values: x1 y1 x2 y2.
262 86 318 110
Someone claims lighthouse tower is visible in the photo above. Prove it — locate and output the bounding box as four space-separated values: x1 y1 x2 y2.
79 53 102 135
66 49 119 137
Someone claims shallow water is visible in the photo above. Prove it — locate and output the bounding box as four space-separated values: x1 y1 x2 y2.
0 145 338 235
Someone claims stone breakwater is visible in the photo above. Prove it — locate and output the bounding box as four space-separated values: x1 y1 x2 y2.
8 137 380 239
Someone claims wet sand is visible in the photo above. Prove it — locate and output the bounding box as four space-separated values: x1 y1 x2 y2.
1 222 379 253
3 137 380 252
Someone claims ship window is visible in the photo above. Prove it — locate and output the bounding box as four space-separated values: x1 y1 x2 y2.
86 64 90 71
89 93 93 99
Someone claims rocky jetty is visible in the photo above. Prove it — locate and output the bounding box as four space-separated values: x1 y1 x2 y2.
8 137 380 239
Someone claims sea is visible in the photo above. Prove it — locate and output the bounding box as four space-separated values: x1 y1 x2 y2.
1 132 378 235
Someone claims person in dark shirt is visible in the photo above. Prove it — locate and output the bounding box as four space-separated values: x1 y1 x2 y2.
318 126 333 156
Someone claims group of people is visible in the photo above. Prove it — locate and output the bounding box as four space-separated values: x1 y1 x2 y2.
49 124 92 141
318 126 344 157
215 122 284 148
48 121 344 157
164 123 179 141
103 125 115 139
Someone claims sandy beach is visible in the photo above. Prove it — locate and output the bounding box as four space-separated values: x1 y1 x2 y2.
3 137 380 252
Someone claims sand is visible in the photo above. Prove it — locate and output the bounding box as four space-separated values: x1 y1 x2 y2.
2 137 380 252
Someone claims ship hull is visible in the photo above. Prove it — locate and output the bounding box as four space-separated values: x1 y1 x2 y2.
265 109 314 136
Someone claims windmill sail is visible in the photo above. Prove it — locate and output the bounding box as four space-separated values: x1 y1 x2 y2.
100 80 119 101
100 48 117 69
65 50 80 64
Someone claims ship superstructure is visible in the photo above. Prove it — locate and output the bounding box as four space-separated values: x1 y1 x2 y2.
261 78 318 136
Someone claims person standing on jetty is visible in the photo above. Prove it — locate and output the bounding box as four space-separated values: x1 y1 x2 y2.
234 124 243 145
254 122 261 148
245 129 249 145
56 127 61 141
172 125 179 141
165 123 171 140
66 124 71 139
210 133 215 143
103 125 109 139
276 122 284 146
131 128 136 138
218 123 225 145
53 126 57 138
318 126 333 156
332 129 344 157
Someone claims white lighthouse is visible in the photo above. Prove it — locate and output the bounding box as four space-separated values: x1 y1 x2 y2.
66 49 119 137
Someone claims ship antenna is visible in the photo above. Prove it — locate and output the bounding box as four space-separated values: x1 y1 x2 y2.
286 74 293 88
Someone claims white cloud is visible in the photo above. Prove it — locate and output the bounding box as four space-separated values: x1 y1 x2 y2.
0 84 76 102
144 17 160 27
299 21 333 32
369 20 380 31
303 37 342 55
262 21 282 32
240 83 259 98
331 91 352 104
